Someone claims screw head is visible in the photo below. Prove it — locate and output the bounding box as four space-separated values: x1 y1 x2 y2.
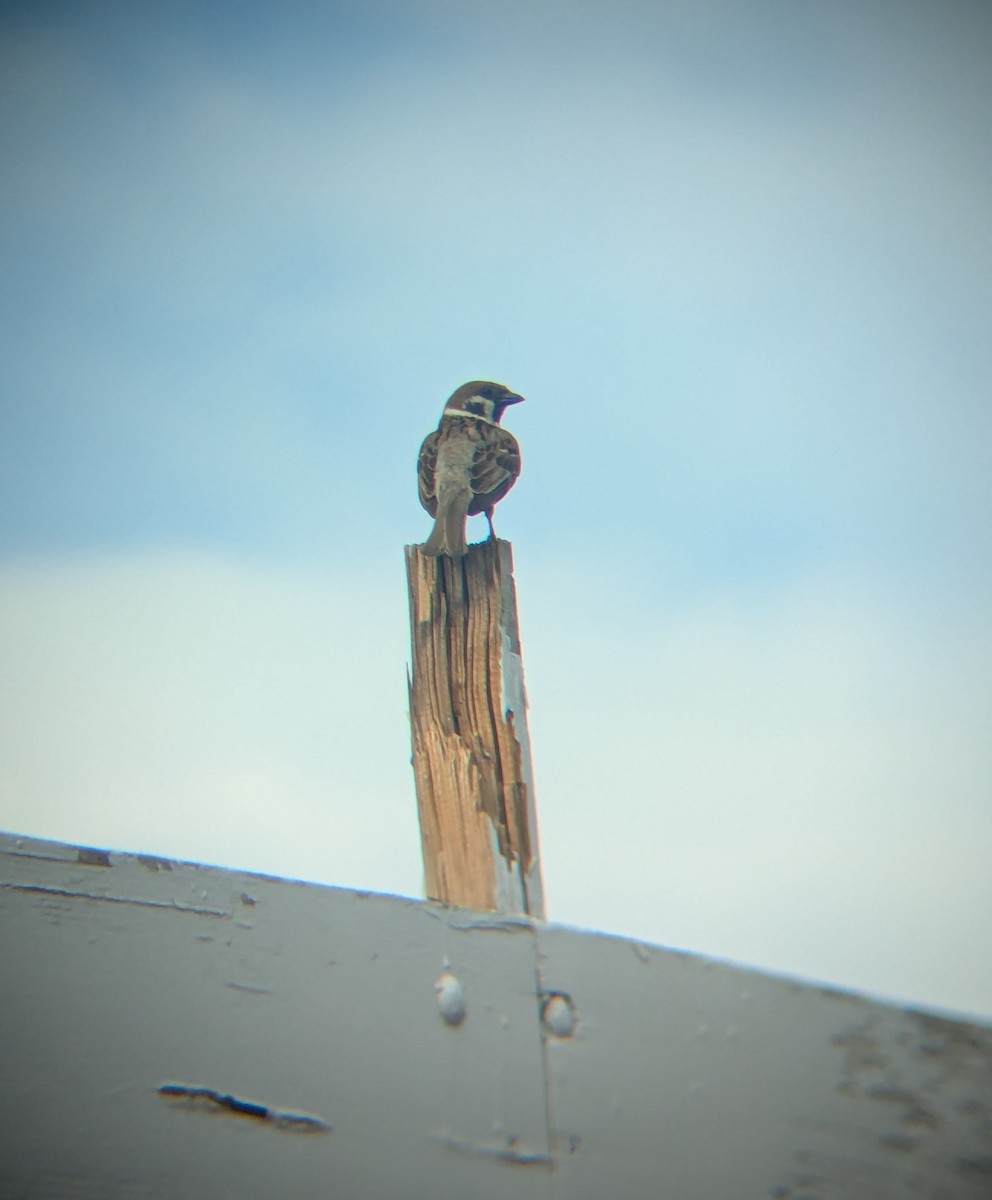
435 971 467 1026
541 992 576 1038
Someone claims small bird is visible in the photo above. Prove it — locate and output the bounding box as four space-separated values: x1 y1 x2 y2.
418 381 524 557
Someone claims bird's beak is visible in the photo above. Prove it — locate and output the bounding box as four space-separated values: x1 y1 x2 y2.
502 392 525 406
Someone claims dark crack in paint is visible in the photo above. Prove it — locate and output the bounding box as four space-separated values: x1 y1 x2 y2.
438 1130 552 1167
137 855 174 873
0 883 228 918
76 848 112 868
158 1084 331 1133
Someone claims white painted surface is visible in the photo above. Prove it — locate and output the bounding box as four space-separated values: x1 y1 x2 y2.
1 832 989 1198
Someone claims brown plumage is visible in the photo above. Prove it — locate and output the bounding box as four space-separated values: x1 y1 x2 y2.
417 381 524 557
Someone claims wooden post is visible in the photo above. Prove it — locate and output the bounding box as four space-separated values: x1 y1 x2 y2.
405 539 545 918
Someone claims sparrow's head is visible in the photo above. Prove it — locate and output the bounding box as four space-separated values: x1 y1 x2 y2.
443 381 525 425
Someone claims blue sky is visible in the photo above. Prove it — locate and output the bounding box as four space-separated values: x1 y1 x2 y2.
1 0 990 1018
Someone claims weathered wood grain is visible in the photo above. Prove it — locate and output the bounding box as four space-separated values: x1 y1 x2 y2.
405 539 544 917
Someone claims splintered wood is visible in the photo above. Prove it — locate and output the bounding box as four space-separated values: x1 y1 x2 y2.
405 540 545 918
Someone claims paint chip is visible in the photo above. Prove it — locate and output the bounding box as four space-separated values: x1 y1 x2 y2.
158 1084 331 1133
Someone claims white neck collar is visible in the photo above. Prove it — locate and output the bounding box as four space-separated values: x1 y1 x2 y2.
443 407 496 426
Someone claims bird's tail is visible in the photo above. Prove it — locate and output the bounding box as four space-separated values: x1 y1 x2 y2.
422 490 470 558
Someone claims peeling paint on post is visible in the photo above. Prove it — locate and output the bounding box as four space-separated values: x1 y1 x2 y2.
405 539 545 918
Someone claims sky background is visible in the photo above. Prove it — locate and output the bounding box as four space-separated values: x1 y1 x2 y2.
1 0 990 1020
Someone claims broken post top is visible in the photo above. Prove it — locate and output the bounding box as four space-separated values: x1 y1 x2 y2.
405 540 544 919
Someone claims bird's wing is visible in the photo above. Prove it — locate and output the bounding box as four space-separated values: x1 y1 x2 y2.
469 426 521 511
417 429 441 516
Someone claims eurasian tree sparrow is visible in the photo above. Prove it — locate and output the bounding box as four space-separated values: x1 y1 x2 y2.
417 381 524 557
